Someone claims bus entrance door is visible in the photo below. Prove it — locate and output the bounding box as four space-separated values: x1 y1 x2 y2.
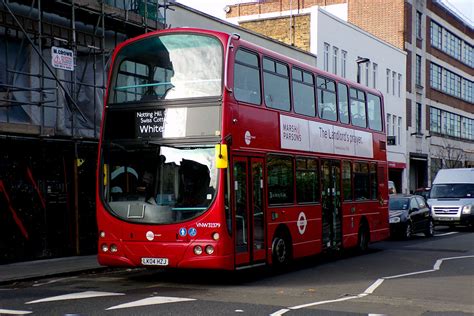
233 156 266 267
321 160 342 250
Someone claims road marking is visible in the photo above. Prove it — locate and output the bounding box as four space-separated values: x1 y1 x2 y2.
363 278 384 294
434 232 458 237
33 277 77 287
0 309 32 315
270 255 474 314
26 291 124 304
106 296 196 310
270 309 290 316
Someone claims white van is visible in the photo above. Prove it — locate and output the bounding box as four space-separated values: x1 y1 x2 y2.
427 168 474 228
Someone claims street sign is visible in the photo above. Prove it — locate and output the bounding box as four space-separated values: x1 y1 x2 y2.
51 46 74 71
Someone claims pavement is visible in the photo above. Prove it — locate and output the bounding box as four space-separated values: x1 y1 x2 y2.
0 255 107 285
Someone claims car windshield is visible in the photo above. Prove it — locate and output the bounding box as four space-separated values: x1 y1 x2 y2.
389 197 409 210
430 184 474 199
102 143 218 224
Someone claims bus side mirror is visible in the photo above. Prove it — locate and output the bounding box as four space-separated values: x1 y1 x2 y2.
215 144 228 169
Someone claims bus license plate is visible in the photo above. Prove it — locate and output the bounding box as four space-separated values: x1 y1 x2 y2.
141 257 169 266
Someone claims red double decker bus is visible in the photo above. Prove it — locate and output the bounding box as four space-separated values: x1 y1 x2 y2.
97 27 389 270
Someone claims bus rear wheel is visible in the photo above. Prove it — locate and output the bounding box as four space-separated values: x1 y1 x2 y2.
272 233 291 267
357 223 370 252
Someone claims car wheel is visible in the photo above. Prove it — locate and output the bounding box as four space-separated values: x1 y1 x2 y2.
404 222 413 239
424 219 434 237
357 224 370 252
272 233 291 268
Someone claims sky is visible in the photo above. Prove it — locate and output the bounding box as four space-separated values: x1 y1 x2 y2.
176 0 473 26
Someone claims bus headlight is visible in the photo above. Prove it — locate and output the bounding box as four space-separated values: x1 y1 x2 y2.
194 245 203 255
205 245 214 255
389 217 400 224
101 243 109 252
462 204 472 214
212 232 220 241
100 231 106 238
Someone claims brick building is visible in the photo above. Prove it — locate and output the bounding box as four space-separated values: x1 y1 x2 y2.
226 0 473 191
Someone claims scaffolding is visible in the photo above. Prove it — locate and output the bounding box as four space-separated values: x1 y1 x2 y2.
0 0 172 262
0 0 171 139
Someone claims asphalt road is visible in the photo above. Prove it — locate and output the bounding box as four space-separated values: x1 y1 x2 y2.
1 227 473 316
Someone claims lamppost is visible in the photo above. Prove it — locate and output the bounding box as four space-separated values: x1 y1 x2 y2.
356 56 370 84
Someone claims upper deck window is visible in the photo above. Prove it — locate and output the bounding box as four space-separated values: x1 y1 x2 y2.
317 77 337 121
350 88 367 128
234 49 261 105
367 93 383 131
338 83 349 124
109 33 223 103
292 68 315 117
263 57 290 111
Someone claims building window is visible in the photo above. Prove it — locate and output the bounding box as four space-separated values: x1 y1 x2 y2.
398 74 401 97
392 114 396 137
341 50 347 78
372 63 377 89
398 117 402 144
431 20 471 68
416 55 422 86
386 69 390 94
392 71 396 95
332 46 338 75
324 43 330 72
430 62 442 90
416 11 422 39
430 107 441 134
416 103 422 134
387 113 391 136
430 21 442 49
365 62 369 86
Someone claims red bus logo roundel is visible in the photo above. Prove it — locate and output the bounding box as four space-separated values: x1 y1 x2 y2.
297 212 307 235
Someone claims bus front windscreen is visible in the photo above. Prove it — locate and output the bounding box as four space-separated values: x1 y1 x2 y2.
102 144 218 224
109 33 223 103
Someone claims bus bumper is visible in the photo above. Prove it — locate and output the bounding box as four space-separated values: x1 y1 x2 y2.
97 241 235 270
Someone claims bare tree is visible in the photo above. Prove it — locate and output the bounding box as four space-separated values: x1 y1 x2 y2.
435 140 465 169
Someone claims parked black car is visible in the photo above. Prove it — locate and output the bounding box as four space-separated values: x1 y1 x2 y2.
414 187 431 201
389 194 434 239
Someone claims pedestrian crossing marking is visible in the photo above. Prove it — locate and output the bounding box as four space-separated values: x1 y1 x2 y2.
106 296 196 310
25 291 124 304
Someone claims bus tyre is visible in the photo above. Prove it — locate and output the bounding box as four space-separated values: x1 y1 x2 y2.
357 224 369 252
272 234 290 267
